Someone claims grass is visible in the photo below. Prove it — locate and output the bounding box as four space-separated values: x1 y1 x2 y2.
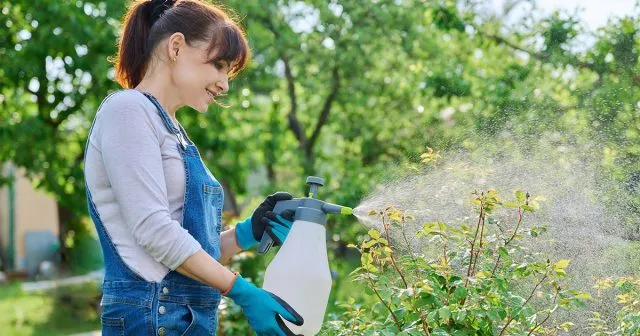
0 281 101 336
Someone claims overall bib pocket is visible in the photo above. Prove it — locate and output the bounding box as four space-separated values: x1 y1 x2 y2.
203 183 223 234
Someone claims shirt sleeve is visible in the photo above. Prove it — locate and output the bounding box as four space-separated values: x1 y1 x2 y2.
97 92 201 270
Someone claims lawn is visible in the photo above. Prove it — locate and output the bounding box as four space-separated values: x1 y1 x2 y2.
0 281 101 336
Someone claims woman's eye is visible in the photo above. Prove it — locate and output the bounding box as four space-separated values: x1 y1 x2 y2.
210 61 231 74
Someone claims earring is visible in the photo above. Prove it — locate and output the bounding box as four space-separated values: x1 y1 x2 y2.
172 57 177 62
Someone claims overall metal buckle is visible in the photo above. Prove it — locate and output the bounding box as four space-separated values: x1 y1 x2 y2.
176 132 188 150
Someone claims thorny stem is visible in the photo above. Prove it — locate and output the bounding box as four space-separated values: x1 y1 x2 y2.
505 207 524 246
421 312 431 336
442 237 452 305
471 216 486 277
400 218 421 278
499 271 550 336
466 199 485 286
471 250 481 280
383 211 430 333
442 237 449 266
412 289 432 336
402 219 432 334
382 215 409 289
526 288 559 336
479 215 486 249
348 308 362 336
364 272 402 330
493 206 526 277
491 254 502 276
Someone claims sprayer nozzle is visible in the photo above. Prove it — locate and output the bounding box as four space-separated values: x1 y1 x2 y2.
341 207 353 216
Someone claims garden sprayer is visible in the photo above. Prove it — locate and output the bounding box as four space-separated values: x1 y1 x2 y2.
258 176 353 335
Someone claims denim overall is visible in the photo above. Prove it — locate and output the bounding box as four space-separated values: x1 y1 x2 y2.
85 90 224 336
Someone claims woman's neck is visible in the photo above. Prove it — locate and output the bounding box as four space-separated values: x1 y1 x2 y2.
135 73 181 124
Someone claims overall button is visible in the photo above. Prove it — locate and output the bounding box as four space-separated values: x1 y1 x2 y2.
158 306 166 314
162 287 169 295
158 327 166 336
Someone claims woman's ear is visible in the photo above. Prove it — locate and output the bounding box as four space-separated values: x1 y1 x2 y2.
166 32 185 61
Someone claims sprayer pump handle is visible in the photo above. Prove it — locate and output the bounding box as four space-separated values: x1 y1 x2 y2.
257 232 274 254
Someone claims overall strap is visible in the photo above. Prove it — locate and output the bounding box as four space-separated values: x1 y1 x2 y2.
141 92 189 150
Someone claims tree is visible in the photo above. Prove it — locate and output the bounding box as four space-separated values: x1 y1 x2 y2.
0 0 126 266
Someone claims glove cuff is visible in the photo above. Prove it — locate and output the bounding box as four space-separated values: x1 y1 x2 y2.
225 274 252 300
221 272 239 296
234 216 257 250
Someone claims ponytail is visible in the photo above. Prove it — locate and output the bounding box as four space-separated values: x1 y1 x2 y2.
115 1 155 88
114 0 250 89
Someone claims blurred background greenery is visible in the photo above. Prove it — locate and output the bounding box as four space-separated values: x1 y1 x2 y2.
0 0 638 335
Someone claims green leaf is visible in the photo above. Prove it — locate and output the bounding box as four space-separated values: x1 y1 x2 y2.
439 306 451 323
498 308 507 320
515 190 526 203
560 322 575 331
475 271 490 278
553 259 570 271
498 246 509 259
361 253 373 265
362 240 377 249
432 328 451 336
453 286 467 301
574 293 593 300
368 229 381 240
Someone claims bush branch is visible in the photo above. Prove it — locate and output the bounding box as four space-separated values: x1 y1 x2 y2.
527 288 559 336
499 271 549 335
505 207 524 246
364 273 402 330
382 215 409 288
466 199 485 285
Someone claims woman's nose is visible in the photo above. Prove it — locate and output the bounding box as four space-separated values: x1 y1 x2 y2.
216 78 229 94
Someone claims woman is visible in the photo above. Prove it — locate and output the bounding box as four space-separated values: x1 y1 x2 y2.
83 0 303 335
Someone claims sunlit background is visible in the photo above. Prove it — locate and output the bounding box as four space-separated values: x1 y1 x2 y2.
1 0 638 335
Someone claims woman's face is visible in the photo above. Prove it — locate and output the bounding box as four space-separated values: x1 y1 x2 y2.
170 39 230 113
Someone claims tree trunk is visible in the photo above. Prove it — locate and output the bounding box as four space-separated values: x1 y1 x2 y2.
220 179 240 217
56 200 75 270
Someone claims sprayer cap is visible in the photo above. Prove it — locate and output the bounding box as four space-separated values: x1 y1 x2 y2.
306 176 324 186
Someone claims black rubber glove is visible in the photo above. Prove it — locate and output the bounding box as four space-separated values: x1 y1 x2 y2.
251 192 293 241
263 209 295 246
235 192 293 249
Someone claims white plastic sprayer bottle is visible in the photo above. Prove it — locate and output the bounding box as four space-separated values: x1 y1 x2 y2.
258 176 352 335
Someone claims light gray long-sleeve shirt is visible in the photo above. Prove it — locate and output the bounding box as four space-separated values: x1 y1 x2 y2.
84 89 201 282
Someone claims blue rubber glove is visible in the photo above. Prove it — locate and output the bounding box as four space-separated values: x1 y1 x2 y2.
235 192 293 250
225 274 303 336
234 216 256 250
263 210 295 246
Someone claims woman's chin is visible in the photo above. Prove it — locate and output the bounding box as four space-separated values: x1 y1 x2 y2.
192 102 209 113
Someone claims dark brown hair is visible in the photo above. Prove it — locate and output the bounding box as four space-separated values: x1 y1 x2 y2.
115 0 250 88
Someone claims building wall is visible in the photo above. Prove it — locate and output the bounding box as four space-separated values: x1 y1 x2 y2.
0 166 59 270
0 180 8 267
